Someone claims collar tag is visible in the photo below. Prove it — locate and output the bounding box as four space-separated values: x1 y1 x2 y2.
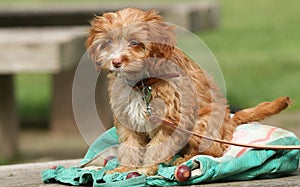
141 80 152 116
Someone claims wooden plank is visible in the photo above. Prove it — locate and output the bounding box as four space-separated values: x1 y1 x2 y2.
0 27 87 74
0 159 81 187
0 75 18 161
51 68 78 134
0 159 299 187
95 70 114 131
0 1 219 32
51 68 114 135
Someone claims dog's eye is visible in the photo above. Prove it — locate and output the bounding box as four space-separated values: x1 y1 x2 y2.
101 39 113 50
129 40 139 47
105 39 113 46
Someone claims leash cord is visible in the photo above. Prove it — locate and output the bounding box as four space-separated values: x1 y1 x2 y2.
149 117 300 150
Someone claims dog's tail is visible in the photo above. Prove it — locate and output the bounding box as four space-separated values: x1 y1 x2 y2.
231 96 291 126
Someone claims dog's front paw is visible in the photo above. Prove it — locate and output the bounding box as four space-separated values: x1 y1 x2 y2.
136 165 158 176
106 166 158 177
105 166 135 174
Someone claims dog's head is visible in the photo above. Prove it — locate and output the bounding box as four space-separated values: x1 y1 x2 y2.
86 8 175 79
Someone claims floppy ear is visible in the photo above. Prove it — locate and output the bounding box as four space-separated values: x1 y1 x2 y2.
86 30 97 49
85 28 98 65
144 22 176 59
142 10 175 59
85 16 102 66
86 15 106 49
85 14 112 66
147 22 175 59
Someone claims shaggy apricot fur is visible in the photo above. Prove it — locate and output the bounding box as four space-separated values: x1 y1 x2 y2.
86 8 290 175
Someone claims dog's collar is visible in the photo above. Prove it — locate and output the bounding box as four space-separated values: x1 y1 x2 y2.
129 73 180 90
127 73 180 116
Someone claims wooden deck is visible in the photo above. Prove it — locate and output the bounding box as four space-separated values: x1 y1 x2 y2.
1 159 299 187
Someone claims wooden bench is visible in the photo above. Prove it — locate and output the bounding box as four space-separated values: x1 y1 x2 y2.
0 1 220 161
0 159 299 186
0 27 87 161
0 1 219 32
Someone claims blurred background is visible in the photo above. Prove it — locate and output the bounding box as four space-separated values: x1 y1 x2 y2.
0 0 299 165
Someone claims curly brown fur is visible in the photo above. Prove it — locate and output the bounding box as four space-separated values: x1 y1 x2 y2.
86 8 289 175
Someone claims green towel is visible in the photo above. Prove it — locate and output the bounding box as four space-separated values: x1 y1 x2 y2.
41 123 300 186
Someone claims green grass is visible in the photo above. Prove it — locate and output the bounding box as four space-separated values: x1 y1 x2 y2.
15 74 51 127
15 0 300 126
0 0 190 3
200 0 300 110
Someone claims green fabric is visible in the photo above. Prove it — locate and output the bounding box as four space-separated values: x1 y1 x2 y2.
80 127 119 166
41 123 300 186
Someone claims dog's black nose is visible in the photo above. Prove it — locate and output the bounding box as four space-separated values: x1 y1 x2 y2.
112 58 122 68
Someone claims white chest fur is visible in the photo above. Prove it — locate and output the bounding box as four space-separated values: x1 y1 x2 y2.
113 90 154 133
125 91 147 126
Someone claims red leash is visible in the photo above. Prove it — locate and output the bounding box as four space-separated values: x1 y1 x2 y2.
149 117 300 150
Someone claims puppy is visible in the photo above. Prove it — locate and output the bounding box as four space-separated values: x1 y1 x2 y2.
86 8 290 175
